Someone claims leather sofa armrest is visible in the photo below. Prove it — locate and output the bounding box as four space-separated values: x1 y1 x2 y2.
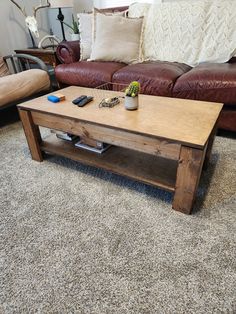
56 41 80 64
229 56 236 63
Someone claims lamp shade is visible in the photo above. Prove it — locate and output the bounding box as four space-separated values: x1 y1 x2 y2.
49 0 73 8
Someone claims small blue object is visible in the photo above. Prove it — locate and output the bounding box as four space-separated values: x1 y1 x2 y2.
47 95 60 103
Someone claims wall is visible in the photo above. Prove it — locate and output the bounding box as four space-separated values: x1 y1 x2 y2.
0 0 94 55
0 0 50 56
74 0 93 12
93 0 154 9
48 0 93 41
0 0 179 55
93 0 202 8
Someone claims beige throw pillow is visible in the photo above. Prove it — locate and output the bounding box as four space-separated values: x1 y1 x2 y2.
78 9 128 61
89 14 143 64
92 8 128 43
0 55 10 77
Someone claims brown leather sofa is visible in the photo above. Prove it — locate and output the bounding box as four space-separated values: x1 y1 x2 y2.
55 41 236 132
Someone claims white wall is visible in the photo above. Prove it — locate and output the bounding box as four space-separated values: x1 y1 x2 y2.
93 0 203 8
0 0 94 55
0 0 181 55
48 0 93 40
0 0 50 56
74 0 93 12
94 0 154 9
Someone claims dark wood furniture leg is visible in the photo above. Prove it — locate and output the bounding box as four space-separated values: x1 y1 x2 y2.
172 146 206 214
203 124 217 170
18 109 43 162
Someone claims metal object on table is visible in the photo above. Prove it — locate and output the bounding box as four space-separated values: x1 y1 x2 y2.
95 82 127 108
96 82 127 92
99 97 124 108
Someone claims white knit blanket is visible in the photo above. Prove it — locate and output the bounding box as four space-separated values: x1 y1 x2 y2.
129 1 236 66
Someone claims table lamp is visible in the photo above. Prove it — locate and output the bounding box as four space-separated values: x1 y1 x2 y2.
49 0 74 41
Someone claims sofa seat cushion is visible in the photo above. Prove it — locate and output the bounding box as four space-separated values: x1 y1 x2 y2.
173 63 236 105
0 69 50 108
112 61 191 96
55 61 126 87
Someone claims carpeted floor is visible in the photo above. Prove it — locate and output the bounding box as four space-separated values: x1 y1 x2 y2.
0 121 235 314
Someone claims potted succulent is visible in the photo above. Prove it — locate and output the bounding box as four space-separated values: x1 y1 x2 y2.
61 14 79 41
124 81 140 110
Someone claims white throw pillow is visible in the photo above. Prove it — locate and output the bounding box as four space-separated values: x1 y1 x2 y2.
77 13 93 60
89 13 144 64
128 2 152 18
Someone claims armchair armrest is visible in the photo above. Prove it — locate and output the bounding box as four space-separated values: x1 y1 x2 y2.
229 56 236 63
4 53 48 73
3 53 52 89
56 41 81 64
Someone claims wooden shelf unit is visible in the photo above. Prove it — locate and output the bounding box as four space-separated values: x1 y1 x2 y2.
41 135 178 192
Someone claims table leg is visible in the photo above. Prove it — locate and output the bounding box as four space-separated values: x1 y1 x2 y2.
18 109 43 162
172 146 206 214
203 124 217 170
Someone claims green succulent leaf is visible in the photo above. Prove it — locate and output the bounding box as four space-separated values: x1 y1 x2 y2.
125 81 140 97
58 14 79 34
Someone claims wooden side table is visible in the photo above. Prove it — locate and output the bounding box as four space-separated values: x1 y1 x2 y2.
14 48 60 68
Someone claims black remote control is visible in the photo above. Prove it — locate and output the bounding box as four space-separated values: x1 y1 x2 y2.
72 95 87 105
77 96 94 107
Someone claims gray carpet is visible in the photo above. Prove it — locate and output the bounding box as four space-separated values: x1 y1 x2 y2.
0 122 235 314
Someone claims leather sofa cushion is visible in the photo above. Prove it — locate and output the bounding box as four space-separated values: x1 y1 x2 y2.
173 63 236 105
0 69 50 107
112 61 191 96
55 61 126 88
218 107 236 131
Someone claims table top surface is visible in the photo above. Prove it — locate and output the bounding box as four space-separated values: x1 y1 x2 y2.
18 86 223 148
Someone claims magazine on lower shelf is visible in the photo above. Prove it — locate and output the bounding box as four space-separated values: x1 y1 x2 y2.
50 129 111 154
74 140 111 154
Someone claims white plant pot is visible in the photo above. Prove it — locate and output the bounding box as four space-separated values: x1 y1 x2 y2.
125 96 139 110
71 33 80 41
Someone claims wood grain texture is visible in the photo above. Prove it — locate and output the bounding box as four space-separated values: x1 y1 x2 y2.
173 146 206 214
17 86 221 214
18 109 43 162
203 122 218 170
41 135 178 192
32 111 180 160
18 86 223 148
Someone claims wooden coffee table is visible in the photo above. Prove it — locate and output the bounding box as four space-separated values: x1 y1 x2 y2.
18 86 223 214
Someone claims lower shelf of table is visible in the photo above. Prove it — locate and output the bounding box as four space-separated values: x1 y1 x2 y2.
41 135 178 192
